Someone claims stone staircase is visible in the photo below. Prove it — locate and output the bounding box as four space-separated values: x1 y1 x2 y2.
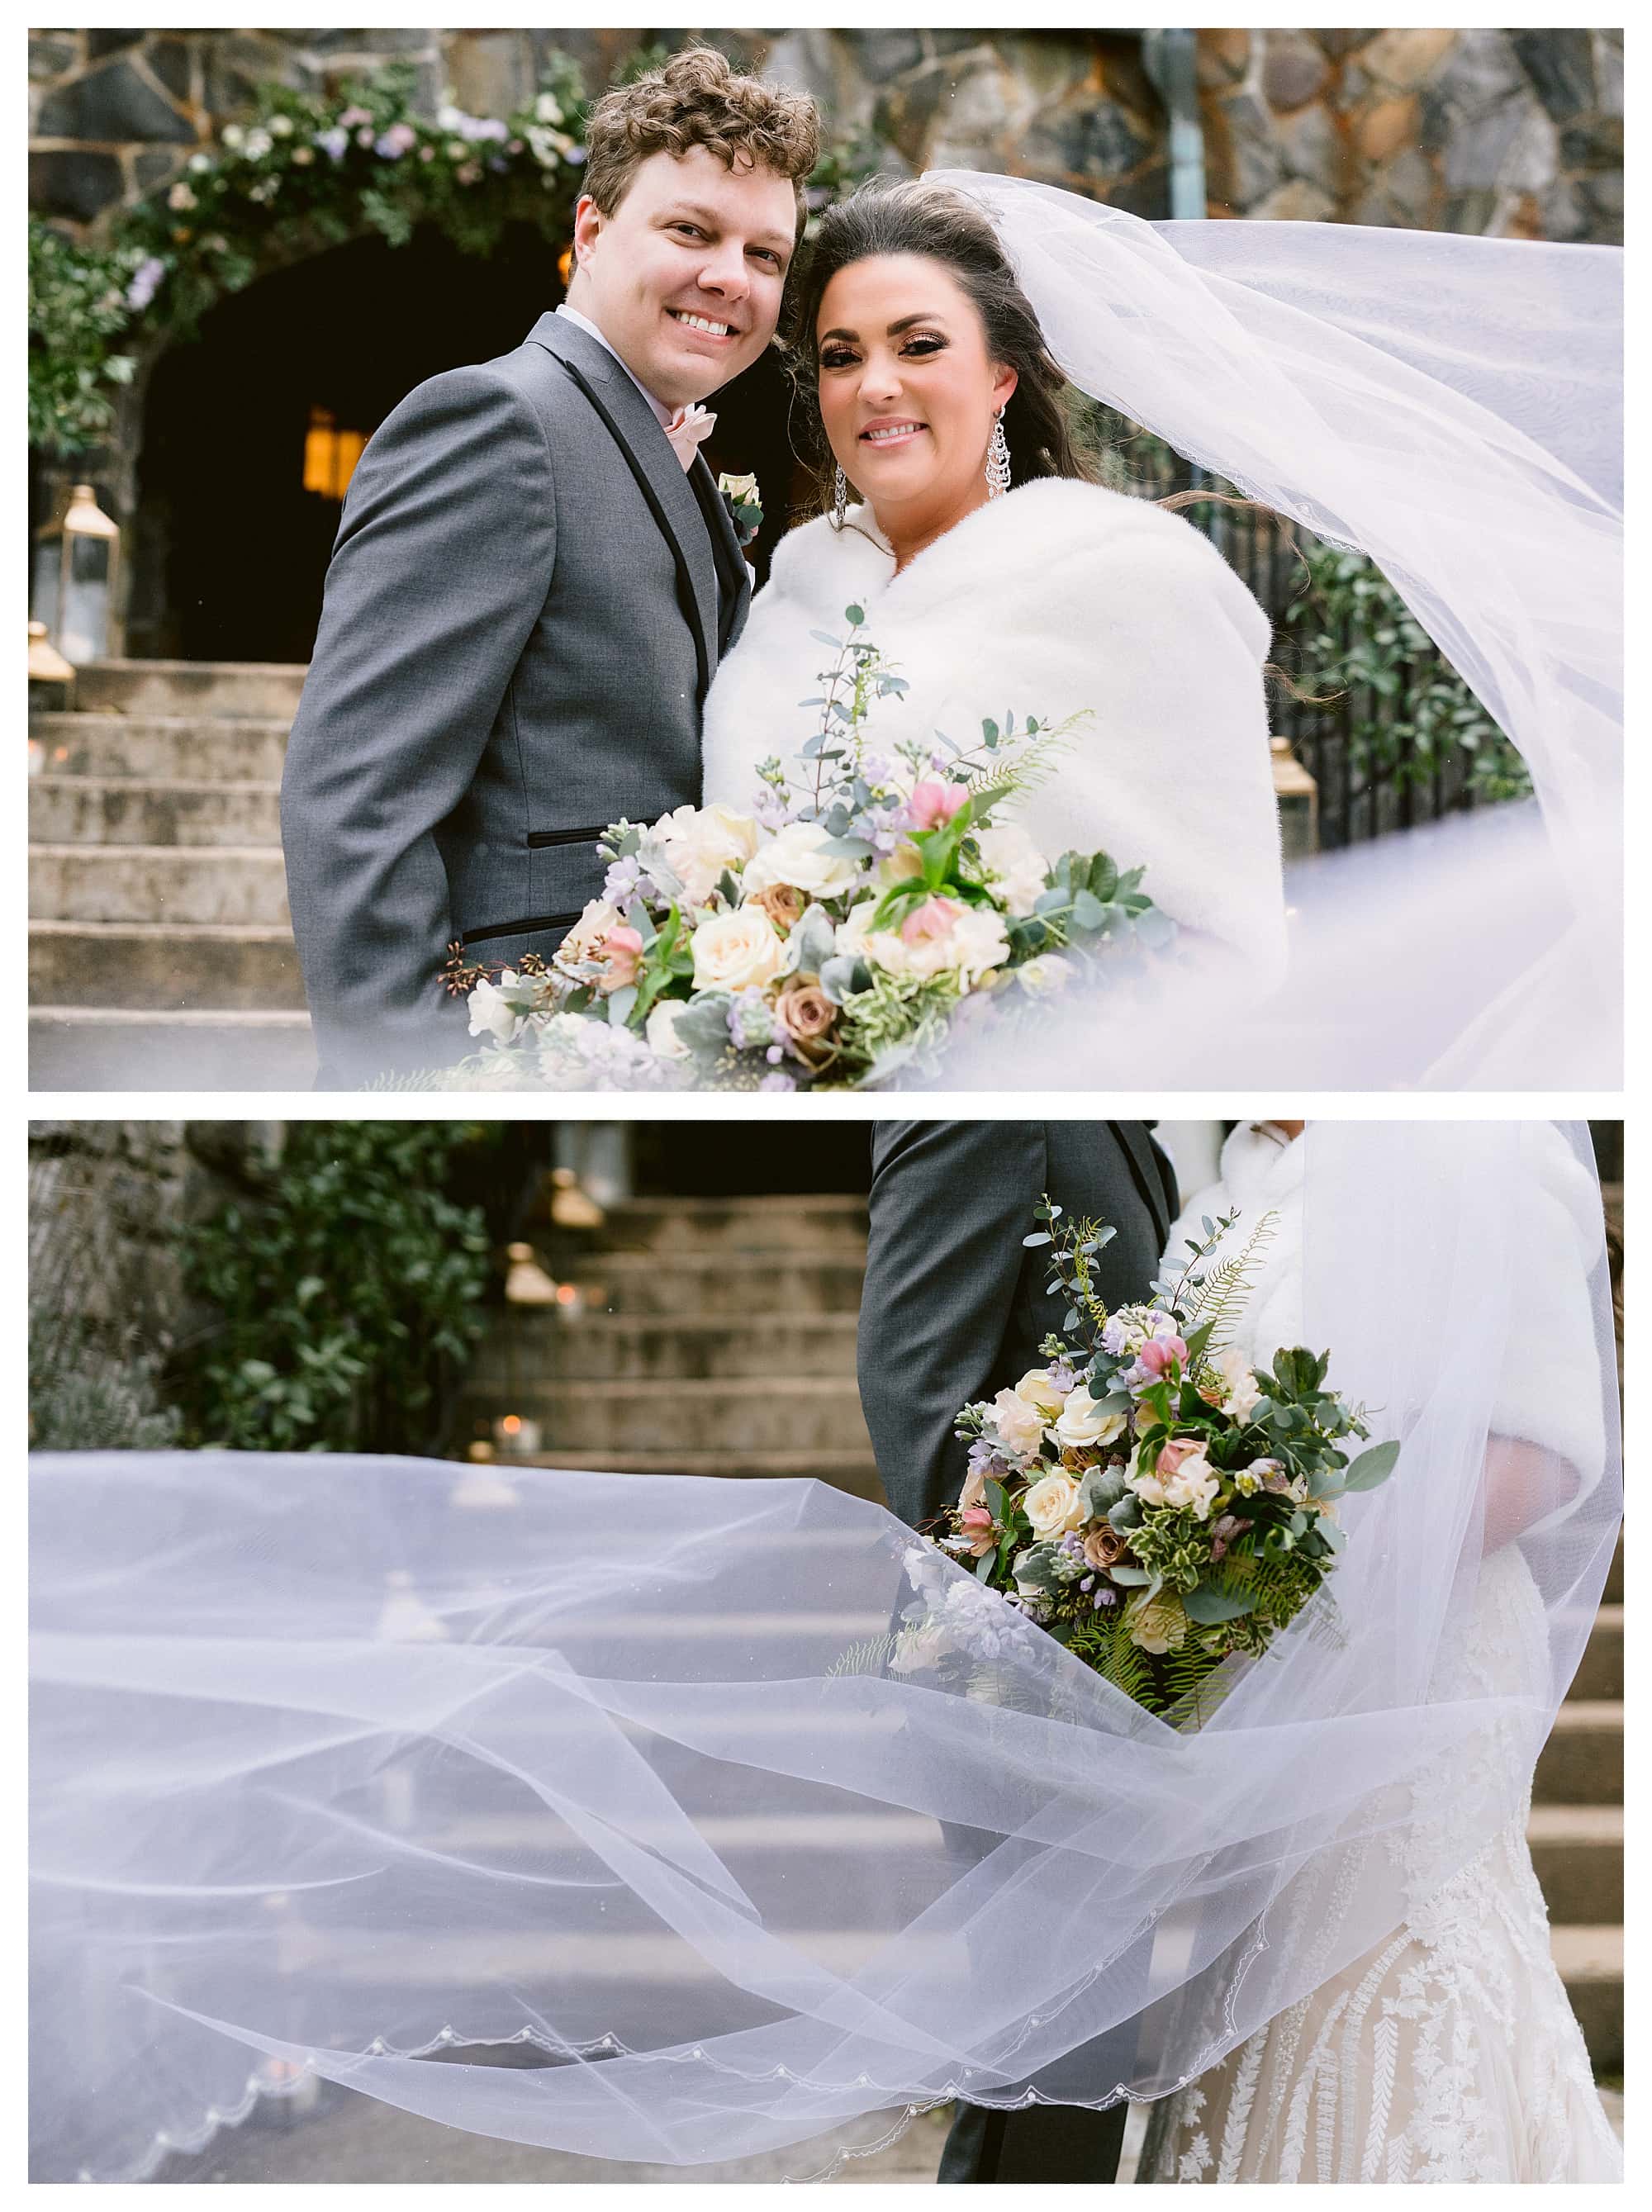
458 1192 883 1499
1531 1531 1623 2072
29 659 314 1090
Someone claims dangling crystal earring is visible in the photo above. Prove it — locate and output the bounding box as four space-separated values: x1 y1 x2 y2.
985 410 1012 499
833 465 848 528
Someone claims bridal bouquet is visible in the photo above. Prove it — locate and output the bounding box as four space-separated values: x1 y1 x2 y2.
907 1203 1398 1721
443 607 1172 1091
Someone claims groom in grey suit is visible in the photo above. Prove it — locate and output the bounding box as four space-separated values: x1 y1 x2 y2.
858 1119 1179 2186
281 50 820 1085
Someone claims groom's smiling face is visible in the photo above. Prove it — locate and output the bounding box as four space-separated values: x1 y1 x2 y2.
567 145 798 410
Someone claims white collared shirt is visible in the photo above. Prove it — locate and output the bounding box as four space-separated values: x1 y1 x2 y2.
554 304 675 430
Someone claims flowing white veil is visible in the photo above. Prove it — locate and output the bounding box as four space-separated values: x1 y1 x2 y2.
30 1123 1618 2181
917 175 1622 1089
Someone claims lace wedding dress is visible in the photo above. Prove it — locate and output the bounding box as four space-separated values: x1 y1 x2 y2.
1137 1126 1621 2184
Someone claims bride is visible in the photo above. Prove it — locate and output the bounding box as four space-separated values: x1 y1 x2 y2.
698 170 1619 1089
1135 1122 1621 2184
702 178 1289 989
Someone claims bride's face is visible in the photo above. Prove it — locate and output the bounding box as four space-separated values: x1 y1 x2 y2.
814 253 1018 529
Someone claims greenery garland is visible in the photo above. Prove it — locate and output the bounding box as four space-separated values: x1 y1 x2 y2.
29 49 872 459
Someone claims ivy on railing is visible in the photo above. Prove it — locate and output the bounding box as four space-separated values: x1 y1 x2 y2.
1281 544 1531 804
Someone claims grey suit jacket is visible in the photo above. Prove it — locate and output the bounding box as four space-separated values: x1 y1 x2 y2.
280 310 752 1085
858 1122 1179 1531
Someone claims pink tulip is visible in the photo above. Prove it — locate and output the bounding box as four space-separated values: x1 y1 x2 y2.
908 779 970 830
900 895 961 947
1138 1335 1188 1377
960 1506 993 1530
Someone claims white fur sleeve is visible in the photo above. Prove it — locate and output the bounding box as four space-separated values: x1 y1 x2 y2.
873 504 1287 983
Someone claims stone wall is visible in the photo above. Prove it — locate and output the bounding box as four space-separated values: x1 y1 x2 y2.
28 1120 282 1356
30 26 1622 244
1199 27 1622 240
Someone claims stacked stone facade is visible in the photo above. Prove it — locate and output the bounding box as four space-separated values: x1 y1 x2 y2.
30 26 1623 244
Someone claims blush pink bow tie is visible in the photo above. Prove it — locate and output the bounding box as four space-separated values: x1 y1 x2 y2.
665 403 715 473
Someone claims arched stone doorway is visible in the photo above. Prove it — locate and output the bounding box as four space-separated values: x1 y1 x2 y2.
127 222 801 663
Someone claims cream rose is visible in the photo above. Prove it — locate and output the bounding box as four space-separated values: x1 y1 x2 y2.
742 821 863 901
1014 1368 1069 1419
1023 1471 1087 1540
987 1388 1047 1460
1053 1392 1128 1453
1133 1445 1221 1520
976 822 1049 919
690 905 786 993
644 999 691 1061
651 802 760 905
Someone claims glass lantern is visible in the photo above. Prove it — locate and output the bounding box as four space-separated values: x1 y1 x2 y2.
1270 735 1320 861
31 482 121 666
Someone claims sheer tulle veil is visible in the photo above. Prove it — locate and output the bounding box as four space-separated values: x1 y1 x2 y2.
916 175 1622 1088
30 1123 1619 2180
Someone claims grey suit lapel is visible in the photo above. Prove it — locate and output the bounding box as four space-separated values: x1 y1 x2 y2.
1108 1120 1174 1253
525 312 720 695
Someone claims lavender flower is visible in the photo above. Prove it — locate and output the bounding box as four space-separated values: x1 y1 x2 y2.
125 256 165 311
316 127 349 162
759 1070 795 1094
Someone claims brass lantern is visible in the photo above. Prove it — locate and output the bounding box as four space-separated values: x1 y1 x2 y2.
31 482 121 665
1270 735 1320 860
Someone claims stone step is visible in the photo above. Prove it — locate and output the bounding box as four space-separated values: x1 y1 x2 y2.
472 1311 862 1384
465 1375 871 1456
592 1194 869 1255
1526 1804 1623 1925
29 1007 316 1092
558 1251 866 1317
31 844 290 927
31 776 282 847
509 1447 885 1502
30 713 291 781
72 657 308 719
1533 1702 1621 1805
1551 1925 1622 2073
1569 1604 1622 1701
29 920 305 1012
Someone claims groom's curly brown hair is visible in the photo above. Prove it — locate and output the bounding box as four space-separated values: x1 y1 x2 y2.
582 46 821 232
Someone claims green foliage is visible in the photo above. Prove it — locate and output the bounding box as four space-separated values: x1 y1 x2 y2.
1283 543 1531 803
174 1122 496 1454
1179 1213 1279 1355
27 220 144 455
29 1292 183 1450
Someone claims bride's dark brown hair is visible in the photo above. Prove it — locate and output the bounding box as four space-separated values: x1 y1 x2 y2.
783 175 1323 701
782 176 1100 515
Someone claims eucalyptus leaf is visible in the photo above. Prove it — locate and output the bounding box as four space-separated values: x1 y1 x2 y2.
1183 1580 1258 1625
1341 1439 1401 1490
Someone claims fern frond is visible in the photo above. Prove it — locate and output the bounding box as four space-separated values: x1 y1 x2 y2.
1184 1211 1279 1352
827 1632 904 1678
